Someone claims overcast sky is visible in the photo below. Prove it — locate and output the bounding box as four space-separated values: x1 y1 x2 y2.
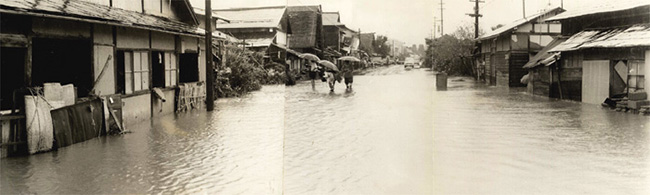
190 0 602 45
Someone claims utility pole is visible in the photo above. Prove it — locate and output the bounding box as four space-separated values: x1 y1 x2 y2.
205 0 214 111
467 0 484 39
560 0 563 8
439 0 444 35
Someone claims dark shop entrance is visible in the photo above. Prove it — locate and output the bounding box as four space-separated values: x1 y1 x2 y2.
31 38 92 97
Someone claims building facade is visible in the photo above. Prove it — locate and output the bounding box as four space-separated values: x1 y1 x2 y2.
477 8 564 87
1 0 207 156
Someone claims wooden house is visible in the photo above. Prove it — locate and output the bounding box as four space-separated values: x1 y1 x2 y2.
1 0 206 156
322 12 358 62
214 6 302 70
287 5 324 58
544 0 650 105
476 7 564 87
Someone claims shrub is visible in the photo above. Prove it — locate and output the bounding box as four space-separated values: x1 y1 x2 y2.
214 44 288 98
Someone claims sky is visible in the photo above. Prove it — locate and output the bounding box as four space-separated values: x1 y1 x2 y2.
189 0 604 46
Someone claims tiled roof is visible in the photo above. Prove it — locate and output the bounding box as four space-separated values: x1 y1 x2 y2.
523 38 566 69
322 12 342 26
550 24 650 52
0 0 200 36
287 5 321 48
214 6 285 29
546 0 650 21
477 7 564 41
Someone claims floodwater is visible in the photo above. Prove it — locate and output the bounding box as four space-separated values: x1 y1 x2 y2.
2 65 649 194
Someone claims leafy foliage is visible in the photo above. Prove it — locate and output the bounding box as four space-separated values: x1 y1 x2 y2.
373 35 391 57
215 44 286 98
424 24 482 76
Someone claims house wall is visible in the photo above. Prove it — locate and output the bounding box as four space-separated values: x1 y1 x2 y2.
511 34 528 51
92 24 115 96
180 36 198 53
559 53 583 101
561 6 650 36
112 0 143 12
494 51 509 86
93 45 115 96
152 89 176 118
151 32 175 50
122 93 151 125
276 31 288 46
199 48 206 82
582 60 610 104
576 48 645 104
116 27 149 49
529 67 551 97
81 0 110 6
646 50 650 94
323 26 340 51
32 18 91 38
482 54 492 84
509 51 529 87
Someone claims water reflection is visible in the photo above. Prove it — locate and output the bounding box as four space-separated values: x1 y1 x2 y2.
1 66 648 194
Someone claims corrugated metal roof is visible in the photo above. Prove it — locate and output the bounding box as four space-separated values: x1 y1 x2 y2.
214 6 285 29
477 7 563 41
523 38 566 69
0 0 200 36
322 12 342 26
546 0 650 21
549 24 650 52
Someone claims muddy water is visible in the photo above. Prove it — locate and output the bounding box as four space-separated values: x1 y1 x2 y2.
2 65 649 194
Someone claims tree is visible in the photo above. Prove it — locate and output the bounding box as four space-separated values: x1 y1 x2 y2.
373 35 391 57
424 24 483 76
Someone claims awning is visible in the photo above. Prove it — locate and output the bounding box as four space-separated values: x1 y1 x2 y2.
550 24 650 52
523 38 566 69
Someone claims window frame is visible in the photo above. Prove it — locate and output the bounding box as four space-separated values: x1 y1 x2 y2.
117 49 151 95
627 59 645 93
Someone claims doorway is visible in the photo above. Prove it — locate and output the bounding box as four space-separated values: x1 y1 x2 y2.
1 47 26 110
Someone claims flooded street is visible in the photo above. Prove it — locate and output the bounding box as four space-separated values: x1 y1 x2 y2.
2 65 649 194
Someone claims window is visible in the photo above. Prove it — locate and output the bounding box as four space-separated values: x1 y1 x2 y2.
549 23 561 33
164 52 178 87
152 52 177 88
179 53 199 83
117 51 149 94
628 60 645 92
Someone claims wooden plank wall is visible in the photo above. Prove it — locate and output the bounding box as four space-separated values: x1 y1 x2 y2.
509 51 529 87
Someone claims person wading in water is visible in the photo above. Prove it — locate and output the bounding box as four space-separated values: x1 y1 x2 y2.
343 62 354 90
307 60 320 90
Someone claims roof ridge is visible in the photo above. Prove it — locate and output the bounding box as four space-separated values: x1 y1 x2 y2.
213 6 286 11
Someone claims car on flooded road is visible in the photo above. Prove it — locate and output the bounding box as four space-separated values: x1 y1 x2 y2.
404 58 416 69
